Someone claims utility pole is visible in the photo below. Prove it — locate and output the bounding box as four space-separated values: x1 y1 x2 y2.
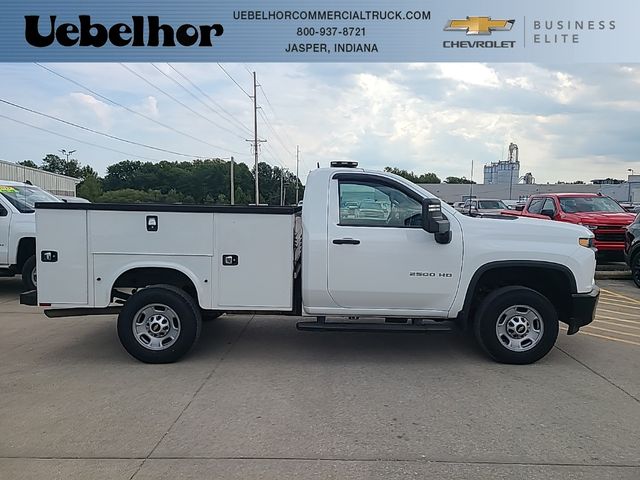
230 156 235 205
468 160 474 215
253 72 259 204
247 72 266 205
295 145 300 204
280 169 285 206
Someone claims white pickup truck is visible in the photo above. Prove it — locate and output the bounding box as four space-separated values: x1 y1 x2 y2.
21 162 599 365
0 181 62 290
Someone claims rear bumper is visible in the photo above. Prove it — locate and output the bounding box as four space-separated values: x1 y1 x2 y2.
20 290 37 306
566 286 599 335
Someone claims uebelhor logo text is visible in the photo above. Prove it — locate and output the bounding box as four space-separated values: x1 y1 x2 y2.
24 15 224 48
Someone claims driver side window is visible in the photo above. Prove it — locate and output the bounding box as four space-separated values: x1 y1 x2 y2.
338 180 422 227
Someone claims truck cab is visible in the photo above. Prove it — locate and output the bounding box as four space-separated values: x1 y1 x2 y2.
22 164 600 365
0 181 62 289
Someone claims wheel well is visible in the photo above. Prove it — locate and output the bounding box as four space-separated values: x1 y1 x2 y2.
16 237 35 270
464 265 574 326
112 268 199 305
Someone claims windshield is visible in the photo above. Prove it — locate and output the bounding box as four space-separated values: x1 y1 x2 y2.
0 185 60 213
478 200 507 209
559 196 625 213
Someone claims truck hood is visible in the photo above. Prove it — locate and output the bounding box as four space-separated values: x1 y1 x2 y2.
458 212 591 240
563 212 636 226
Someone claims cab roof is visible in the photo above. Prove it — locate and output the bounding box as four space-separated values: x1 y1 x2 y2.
533 193 601 198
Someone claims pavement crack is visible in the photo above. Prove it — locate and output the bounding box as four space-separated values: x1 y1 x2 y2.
554 345 639 404
127 315 255 480
2 455 639 469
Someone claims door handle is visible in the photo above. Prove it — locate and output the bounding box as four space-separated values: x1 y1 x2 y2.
333 238 360 245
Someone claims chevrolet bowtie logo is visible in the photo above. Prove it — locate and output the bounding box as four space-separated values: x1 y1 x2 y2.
444 17 515 35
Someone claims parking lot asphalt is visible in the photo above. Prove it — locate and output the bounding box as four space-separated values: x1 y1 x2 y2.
0 277 638 480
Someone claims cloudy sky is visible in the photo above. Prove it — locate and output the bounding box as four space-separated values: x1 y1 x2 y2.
0 62 638 184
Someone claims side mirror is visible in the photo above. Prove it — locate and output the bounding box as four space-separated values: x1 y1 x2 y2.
540 209 555 218
421 198 452 244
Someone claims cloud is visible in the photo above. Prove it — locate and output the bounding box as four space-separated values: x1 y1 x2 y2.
0 62 639 184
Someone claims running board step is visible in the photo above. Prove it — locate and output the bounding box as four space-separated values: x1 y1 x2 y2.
296 320 454 333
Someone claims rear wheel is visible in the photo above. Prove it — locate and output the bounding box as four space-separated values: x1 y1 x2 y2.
21 255 36 291
117 285 201 363
473 286 559 364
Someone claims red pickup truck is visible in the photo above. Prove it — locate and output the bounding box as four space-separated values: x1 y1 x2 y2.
504 193 636 254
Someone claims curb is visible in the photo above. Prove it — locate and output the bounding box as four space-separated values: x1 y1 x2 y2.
595 270 632 280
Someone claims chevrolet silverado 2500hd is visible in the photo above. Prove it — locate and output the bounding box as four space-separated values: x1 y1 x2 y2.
21 163 599 365
0 181 62 290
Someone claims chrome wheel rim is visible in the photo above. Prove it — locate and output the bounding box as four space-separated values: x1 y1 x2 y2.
132 304 181 351
31 267 37 287
495 304 544 352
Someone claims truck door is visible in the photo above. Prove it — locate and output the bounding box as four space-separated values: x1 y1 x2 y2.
0 197 11 265
327 174 463 312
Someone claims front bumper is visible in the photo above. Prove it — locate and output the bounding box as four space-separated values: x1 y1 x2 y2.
566 286 599 335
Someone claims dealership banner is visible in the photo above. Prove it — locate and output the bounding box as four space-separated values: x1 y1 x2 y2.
0 0 637 62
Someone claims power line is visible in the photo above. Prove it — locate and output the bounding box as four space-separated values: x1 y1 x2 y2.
258 108 295 159
0 113 166 162
35 63 247 156
166 63 253 136
217 63 252 98
149 64 247 140
121 64 250 145
0 97 209 159
256 82 297 147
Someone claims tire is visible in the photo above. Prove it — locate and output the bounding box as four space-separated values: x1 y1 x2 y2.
473 286 559 365
201 311 224 321
21 255 37 291
117 285 202 363
631 253 640 288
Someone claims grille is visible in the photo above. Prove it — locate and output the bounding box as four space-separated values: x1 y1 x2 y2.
594 231 626 243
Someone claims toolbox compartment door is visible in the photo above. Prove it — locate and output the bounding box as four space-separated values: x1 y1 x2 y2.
36 209 88 305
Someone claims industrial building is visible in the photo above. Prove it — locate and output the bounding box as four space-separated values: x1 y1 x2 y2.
0 159 79 196
483 143 521 185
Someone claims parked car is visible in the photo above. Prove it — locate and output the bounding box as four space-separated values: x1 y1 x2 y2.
357 200 387 220
624 214 640 286
0 181 63 289
458 198 509 216
503 193 636 255
56 195 91 203
22 162 598 365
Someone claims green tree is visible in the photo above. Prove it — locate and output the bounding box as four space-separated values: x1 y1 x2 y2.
18 160 39 168
384 167 441 184
77 174 103 202
445 176 475 184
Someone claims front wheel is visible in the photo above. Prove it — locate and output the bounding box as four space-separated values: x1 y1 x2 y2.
21 255 37 291
117 285 202 363
631 253 640 288
474 286 559 364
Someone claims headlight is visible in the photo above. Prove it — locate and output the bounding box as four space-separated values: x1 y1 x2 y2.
579 237 594 248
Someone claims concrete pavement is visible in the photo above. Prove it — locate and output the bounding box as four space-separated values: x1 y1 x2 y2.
0 277 638 479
